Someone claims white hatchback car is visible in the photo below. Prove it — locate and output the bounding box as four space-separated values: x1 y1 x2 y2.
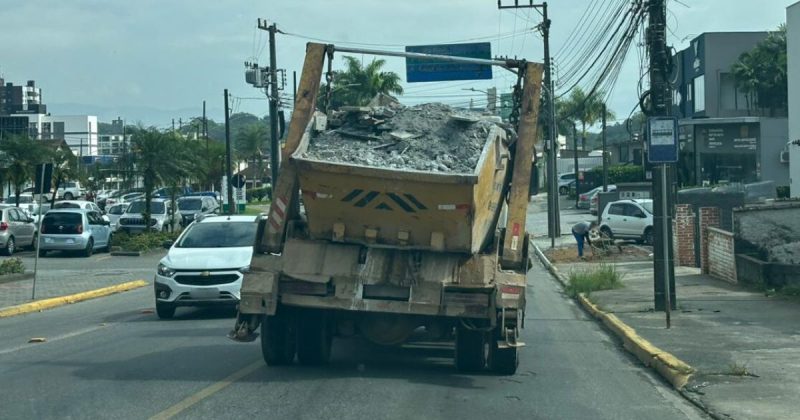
153 215 259 319
599 199 654 245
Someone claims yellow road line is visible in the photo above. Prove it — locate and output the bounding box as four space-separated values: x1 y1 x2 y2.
0 280 149 318
149 360 263 420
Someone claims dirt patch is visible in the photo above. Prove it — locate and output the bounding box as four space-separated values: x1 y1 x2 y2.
544 244 652 264
303 103 502 173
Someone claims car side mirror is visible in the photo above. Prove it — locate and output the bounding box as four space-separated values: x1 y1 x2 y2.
162 240 174 249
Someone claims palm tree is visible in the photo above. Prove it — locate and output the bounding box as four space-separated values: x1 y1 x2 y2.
235 124 268 185
562 88 615 150
131 128 190 229
0 134 48 206
319 56 404 109
48 144 78 206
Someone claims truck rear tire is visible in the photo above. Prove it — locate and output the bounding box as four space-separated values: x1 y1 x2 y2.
455 324 486 372
296 309 332 365
261 310 296 366
489 334 519 375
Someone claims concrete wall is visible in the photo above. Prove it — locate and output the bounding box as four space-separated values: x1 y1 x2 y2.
789 3 800 196
707 227 737 283
703 32 769 118
759 118 790 187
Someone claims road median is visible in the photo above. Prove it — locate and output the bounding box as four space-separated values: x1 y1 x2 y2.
532 240 695 389
0 280 149 318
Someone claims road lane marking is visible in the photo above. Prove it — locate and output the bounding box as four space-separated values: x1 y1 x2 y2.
149 360 263 420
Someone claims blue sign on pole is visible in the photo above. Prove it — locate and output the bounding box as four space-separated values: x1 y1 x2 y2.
647 117 679 163
405 42 493 83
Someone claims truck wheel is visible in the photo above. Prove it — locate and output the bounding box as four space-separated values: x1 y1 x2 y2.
155 302 176 319
489 331 519 375
296 309 332 365
455 324 486 372
261 310 296 366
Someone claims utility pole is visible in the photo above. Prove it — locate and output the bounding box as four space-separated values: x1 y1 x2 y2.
602 102 608 192
573 122 580 207
257 19 282 187
293 70 297 105
497 0 559 245
647 0 676 315
172 119 175 132
224 89 234 215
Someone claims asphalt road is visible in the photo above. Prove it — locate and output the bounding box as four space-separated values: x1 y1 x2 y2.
0 259 705 419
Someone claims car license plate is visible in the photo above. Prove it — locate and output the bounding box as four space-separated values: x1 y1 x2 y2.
191 288 219 299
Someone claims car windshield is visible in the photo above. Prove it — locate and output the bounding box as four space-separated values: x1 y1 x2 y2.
127 201 166 214
177 199 202 210
640 201 653 214
176 221 257 248
108 205 127 215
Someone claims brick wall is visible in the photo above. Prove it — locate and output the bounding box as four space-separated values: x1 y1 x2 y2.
673 204 696 266
699 207 721 273
707 227 737 283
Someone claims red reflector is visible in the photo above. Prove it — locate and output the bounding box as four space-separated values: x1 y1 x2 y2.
500 285 523 295
0 222 7 231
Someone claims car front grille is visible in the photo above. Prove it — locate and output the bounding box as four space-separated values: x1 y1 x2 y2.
120 217 157 226
174 273 239 286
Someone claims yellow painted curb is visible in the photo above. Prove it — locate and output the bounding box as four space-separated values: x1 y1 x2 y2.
577 292 696 389
0 280 149 318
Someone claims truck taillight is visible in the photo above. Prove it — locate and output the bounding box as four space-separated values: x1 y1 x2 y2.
0 222 7 231
500 285 524 297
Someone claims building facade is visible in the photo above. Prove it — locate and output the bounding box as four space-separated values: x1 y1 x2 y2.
671 32 790 190
0 113 98 156
0 79 46 115
788 2 800 197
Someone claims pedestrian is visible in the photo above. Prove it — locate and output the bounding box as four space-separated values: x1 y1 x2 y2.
571 220 597 259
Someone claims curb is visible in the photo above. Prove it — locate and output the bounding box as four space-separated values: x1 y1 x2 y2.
0 280 149 318
531 241 695 390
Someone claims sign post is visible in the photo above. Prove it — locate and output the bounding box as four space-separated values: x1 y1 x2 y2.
32 163 52 300
648 117 678 329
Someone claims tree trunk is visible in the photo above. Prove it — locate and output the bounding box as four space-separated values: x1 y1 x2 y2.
581 121 587 151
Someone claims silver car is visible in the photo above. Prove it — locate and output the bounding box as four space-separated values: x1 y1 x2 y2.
39 209 113 257
0 205 38 255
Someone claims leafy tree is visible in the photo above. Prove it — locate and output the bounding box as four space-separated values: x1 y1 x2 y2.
317 56 404 109
0 134 49 206
235 124 268 184
47 144 79 205
731 25 787 116
130 128 188 228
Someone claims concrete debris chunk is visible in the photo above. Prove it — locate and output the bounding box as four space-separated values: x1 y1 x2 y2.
303 103 497 174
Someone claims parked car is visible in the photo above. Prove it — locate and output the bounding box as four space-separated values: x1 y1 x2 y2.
588 185 618 215
576 185 617 211
39 209 112 257
0 205 38 255
52 200 104 215
557 173 576 195
118 198 180 234
98 190 124 210
176 196 219 227
106 192 143 209
153 214 259 319
599 199 654 245
105 203 128 232
153 186 193 199
55 181 85 200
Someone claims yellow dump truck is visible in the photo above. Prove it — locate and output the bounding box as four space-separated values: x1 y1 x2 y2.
229 43 543 374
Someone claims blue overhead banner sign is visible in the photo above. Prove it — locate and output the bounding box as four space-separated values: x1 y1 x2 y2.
405 42 493 83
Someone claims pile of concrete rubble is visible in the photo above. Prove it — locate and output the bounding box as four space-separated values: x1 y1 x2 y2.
302 98 504 174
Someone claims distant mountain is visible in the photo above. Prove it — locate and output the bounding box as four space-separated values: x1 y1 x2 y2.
47 102 230 127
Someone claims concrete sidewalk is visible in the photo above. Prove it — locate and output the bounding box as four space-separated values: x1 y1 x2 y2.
548 255 800 419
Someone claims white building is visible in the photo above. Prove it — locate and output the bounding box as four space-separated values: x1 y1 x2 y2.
3 113 99 156
789 1 800 197
98 134 131 156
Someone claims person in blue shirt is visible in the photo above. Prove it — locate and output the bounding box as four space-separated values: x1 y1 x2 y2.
571 221 597 258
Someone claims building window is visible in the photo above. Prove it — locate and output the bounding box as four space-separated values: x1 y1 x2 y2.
693 75 705 113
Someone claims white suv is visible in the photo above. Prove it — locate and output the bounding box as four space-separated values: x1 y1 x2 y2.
118 198 179 233
599 199 654 245
56 181 85 200
153 215 259 319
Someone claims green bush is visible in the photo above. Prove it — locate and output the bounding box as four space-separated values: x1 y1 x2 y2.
114 231 181 252
590 164 644 184
565 264 624 297
247 185 272 203
0 257 24 275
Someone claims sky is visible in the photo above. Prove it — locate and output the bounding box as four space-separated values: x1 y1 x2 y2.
0 0 795 127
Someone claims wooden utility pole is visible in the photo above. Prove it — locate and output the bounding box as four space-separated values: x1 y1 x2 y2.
602 103 608 192
224 89 234 215
258 19 281 186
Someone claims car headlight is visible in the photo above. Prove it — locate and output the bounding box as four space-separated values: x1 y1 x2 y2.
157 263 176 277
238 266 250 273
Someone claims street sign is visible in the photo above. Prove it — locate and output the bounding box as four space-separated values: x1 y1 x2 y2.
230 174 246 189
647 117 679 163
405 42 492 82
